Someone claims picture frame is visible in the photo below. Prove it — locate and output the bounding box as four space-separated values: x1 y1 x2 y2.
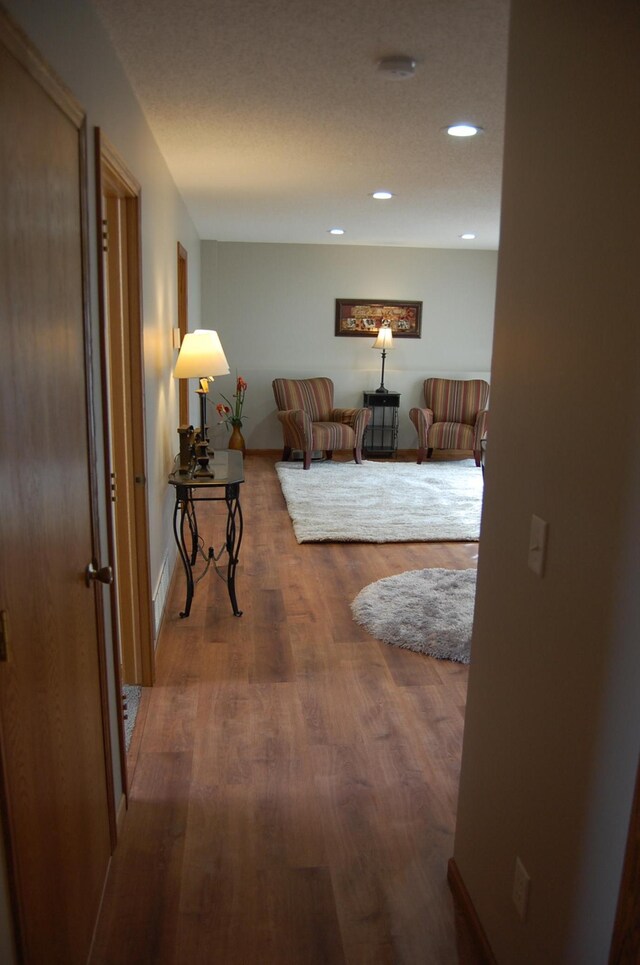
334 298 422 338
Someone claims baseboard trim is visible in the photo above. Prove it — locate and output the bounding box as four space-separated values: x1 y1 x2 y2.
447 858 497 965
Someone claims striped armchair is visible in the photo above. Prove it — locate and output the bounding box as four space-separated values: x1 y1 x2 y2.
409 378 489 467
272 377 371 470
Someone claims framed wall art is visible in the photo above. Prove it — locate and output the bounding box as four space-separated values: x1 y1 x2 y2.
335 298 422 338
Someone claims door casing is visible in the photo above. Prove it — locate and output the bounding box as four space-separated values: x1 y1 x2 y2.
95 130 155 798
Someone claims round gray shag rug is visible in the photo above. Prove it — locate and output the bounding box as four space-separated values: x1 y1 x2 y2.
350 567 477 664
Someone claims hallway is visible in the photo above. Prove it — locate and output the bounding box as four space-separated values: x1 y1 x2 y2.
91 454 481 964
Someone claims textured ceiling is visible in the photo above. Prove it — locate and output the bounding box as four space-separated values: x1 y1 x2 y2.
91 0 510 248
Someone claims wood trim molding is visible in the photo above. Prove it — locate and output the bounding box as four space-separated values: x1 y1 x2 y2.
94 129 129 810
447 858 498 965
609 755 640 963
99 130 141 196
177 242 189 426
115 792 127 840
94 129 154 691
0 7 83 128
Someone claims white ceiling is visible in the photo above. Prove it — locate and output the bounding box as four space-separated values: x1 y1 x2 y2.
92 0 510 249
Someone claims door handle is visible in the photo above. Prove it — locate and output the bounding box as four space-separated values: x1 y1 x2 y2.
85 562 114 587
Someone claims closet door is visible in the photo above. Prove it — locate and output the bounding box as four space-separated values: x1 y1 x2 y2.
0 15 113 963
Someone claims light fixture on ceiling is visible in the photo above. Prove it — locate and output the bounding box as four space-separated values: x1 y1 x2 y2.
460 233 476 240
446 124 483 137
372 191 393 200
328 227 345 235
377 56 416 80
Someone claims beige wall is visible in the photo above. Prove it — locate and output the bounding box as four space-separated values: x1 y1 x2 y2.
453 1 640 962
201 241 497 450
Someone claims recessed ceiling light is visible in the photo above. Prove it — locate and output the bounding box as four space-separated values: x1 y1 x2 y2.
372 191 393 200
328 227 345 235
447 124 483 137
460 233 476 240
377 56 416 80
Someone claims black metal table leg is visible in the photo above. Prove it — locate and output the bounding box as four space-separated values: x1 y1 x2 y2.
224 482 244 616
187 494 199 565
173 485 195 618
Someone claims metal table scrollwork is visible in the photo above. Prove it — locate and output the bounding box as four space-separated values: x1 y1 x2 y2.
168 450 244 619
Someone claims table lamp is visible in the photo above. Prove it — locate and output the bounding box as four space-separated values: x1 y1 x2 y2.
372 322 394 393
173 329 230 475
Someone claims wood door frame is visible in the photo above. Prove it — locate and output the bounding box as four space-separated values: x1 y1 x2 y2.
609 752 640 963
177 242 189 425
95 130 155 799
0 10 117 957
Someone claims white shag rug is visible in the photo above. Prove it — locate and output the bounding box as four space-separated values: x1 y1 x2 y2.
275 459 483 543
351 567 477 663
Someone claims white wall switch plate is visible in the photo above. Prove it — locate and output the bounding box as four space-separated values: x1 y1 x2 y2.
528 514 548 577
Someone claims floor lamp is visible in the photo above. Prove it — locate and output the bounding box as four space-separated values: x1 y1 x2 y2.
173 329 230 475
372 323 394 393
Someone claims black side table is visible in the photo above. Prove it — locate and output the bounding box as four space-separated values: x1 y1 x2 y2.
363 391 400 457
168 450 244 618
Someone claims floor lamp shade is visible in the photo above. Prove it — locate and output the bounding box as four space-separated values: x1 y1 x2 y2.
372 325 394 352
173 329 230 474
173 330 230 380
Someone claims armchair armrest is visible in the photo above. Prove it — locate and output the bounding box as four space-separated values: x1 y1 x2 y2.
408 406 434 446
276 408 313 451
331 406 372 446
473 408 489 448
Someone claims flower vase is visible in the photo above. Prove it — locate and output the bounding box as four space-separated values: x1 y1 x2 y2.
228 424 246 456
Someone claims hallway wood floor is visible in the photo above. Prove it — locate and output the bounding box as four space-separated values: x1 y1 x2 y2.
91 453 483 964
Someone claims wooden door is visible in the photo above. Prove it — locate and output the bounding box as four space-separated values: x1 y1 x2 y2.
0 14 113 963
96 133 154 692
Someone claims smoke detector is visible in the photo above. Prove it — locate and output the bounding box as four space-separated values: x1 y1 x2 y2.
377 56 416 80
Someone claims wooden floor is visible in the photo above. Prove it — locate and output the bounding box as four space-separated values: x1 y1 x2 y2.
91 453 483 964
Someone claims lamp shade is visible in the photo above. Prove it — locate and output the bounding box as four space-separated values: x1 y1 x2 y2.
173 330 230 379
372 325 394 350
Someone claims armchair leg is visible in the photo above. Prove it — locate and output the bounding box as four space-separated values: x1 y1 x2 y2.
427 448 434 460
282 446 292 461
473 449 482 467
303 451 312 470
354 447 363 465
417 447 426 465
325 450 333 461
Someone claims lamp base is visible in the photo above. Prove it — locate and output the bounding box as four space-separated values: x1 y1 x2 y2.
375 386 389 394
193 389 212 473
192 437 215 478
177 424 195 474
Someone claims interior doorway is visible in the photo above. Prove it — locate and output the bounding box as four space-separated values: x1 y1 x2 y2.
177 242 189 424
95 130 155 794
